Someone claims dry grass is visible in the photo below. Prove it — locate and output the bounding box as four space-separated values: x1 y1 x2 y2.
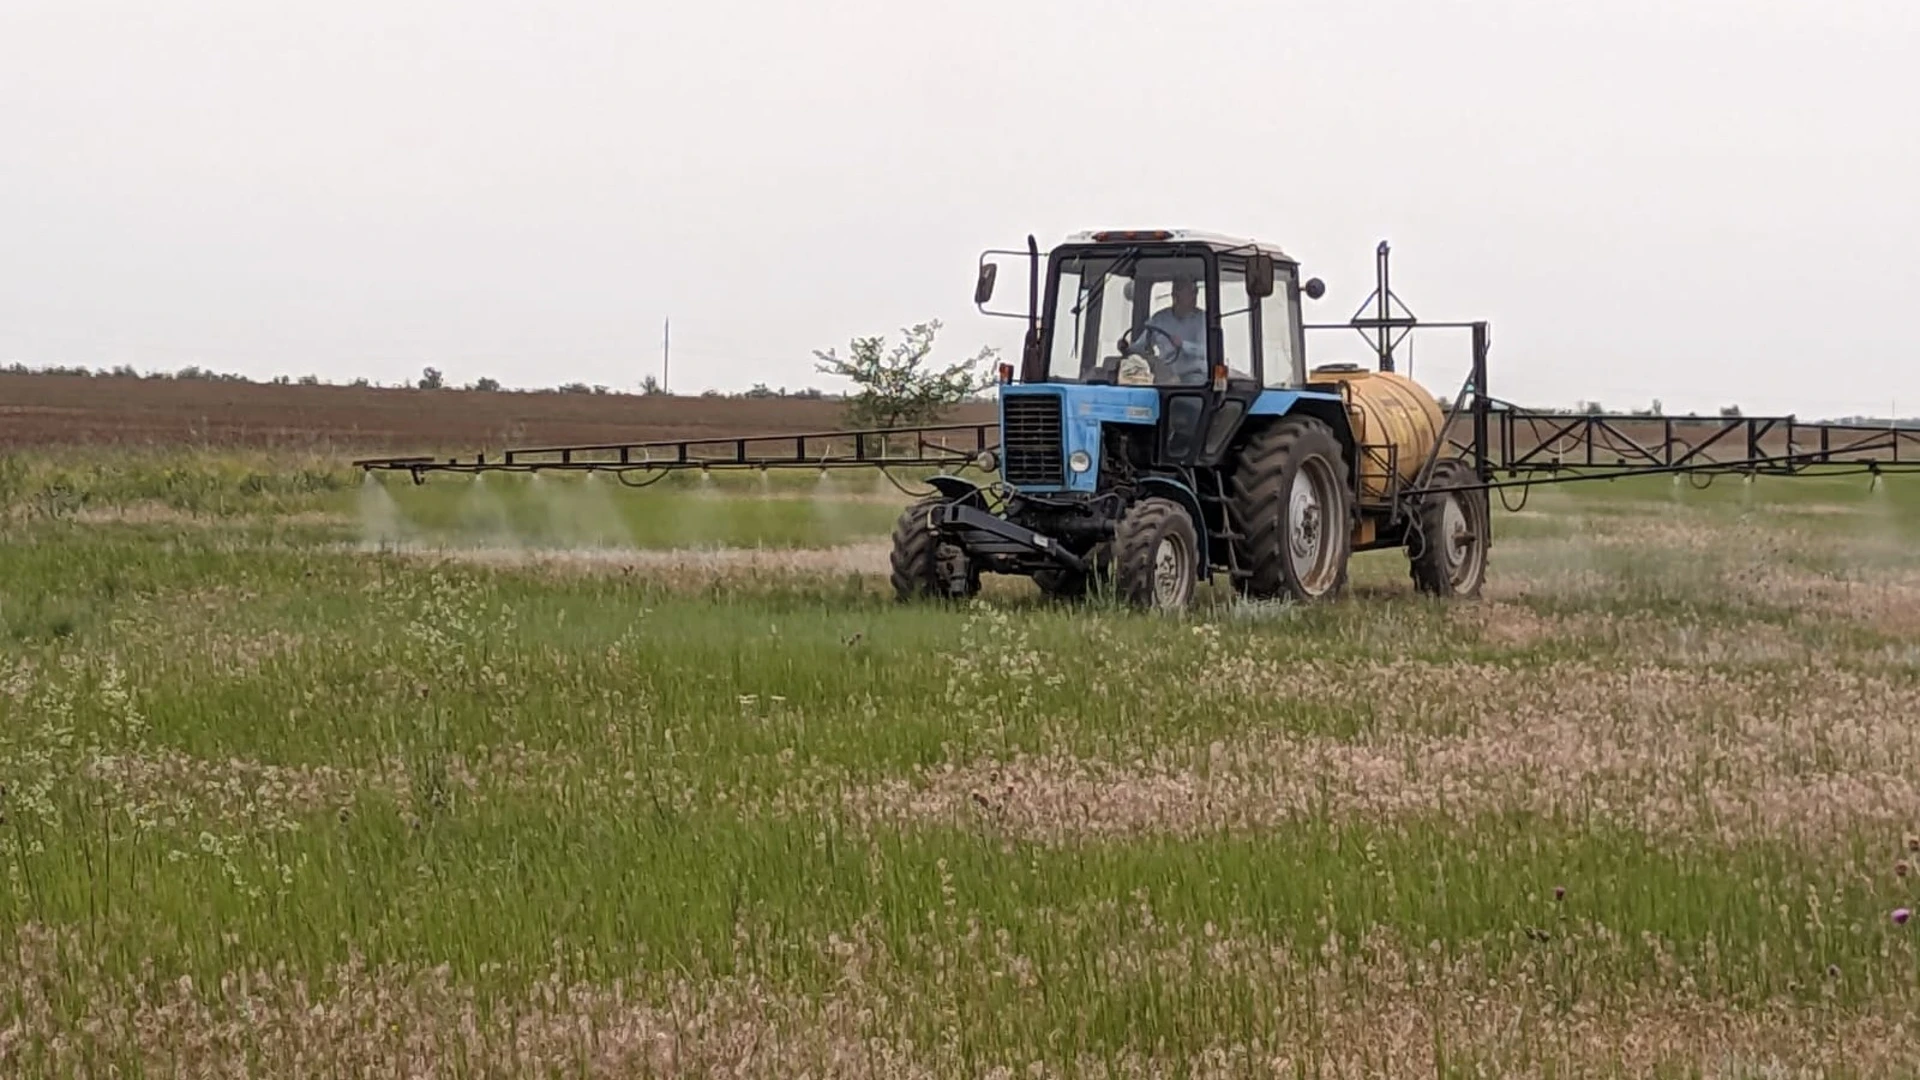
7 920 1910 1079
73 743 591 834
850 653 1920 849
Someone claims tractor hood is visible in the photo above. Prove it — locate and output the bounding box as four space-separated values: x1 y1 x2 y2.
997 384 1159 493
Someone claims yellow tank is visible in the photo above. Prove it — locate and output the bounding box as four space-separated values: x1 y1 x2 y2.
1306 364 1447 503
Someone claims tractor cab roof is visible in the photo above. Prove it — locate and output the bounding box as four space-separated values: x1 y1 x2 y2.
1059 229 1297 264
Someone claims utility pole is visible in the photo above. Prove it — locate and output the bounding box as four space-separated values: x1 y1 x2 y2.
663 318 671 393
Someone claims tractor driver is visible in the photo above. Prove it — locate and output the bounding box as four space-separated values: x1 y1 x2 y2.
1119 273 1208 385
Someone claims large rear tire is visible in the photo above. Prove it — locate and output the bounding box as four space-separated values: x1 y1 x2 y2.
889 498 979 601
1408 458 1489 598
1227 416 1353 602
1112 497 1200 612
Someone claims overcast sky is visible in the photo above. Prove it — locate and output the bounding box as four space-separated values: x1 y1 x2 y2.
3 0 1916 417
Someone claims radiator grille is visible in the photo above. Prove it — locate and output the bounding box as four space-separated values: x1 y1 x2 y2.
1001 395 1064 487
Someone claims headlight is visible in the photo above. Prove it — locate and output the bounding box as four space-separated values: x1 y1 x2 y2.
1068 450 1093 474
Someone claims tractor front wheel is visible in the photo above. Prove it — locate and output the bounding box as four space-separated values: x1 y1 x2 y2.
1112 497 1200 612
889 498 979 601
1034 542 1112 601
1228 416 1353 602
1408 458 1489 598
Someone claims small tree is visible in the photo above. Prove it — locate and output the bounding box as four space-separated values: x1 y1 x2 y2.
418 366 444 390
472 376 501 392
1720 404 1743 418
813 320 996 431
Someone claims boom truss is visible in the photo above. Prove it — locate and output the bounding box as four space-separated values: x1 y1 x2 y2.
353 240 1920 493
349 408 1920 489
353 423 998 482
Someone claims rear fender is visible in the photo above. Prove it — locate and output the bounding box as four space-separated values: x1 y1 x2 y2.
1242 396 1361 492
1280 397 1357 451
1136 476 1210 579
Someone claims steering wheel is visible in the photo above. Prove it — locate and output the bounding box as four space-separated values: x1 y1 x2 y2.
1119 324 1182 368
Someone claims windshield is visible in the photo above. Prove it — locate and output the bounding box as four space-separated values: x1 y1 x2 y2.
1045 252 1214 387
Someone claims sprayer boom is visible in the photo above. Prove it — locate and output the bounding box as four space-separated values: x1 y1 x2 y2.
352 421 998 483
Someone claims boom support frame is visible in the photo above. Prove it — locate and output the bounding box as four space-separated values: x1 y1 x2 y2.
354 242 1920 495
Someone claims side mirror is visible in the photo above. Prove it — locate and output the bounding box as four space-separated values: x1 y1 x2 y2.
973 262 998 305
1303 277 1326 300
1246 254 1275 298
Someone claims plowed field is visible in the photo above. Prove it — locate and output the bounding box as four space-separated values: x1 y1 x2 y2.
0 373 994 453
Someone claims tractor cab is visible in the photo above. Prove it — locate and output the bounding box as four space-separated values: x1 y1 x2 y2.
973 230 1330 491
1027 230 1315 392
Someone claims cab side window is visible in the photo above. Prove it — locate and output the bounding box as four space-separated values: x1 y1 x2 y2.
1217 264 1254 380
1262 280 1300 388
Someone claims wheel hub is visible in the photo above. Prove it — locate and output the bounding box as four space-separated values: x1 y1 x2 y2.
936 543 973 596
1430 489 1485 590
1442 498 1469 568
1152 536 1185 607
1289 479 1321 560
1287 460 1339 590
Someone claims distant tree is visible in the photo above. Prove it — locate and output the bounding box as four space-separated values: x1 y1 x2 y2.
351 377 370 388
297 374 321 386
418 367 444 390
1720 404 1742 418
813 320 997 430
558 382 592 394
639 374 666 396
472 376 501 392
1581 400 1604 415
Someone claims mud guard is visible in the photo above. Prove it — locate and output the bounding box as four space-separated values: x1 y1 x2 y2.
925 475 987 507
1135 476 1210 579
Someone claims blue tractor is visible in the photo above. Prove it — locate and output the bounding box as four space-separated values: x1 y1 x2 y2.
887 229 1492 611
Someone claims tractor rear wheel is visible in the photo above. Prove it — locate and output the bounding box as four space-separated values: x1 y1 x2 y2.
889 497 979 601
1408 458 1489 598
1112 497 1200 612
1227 416 1353 602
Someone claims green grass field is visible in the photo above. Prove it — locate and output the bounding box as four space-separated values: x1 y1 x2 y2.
3 451 1918 1077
